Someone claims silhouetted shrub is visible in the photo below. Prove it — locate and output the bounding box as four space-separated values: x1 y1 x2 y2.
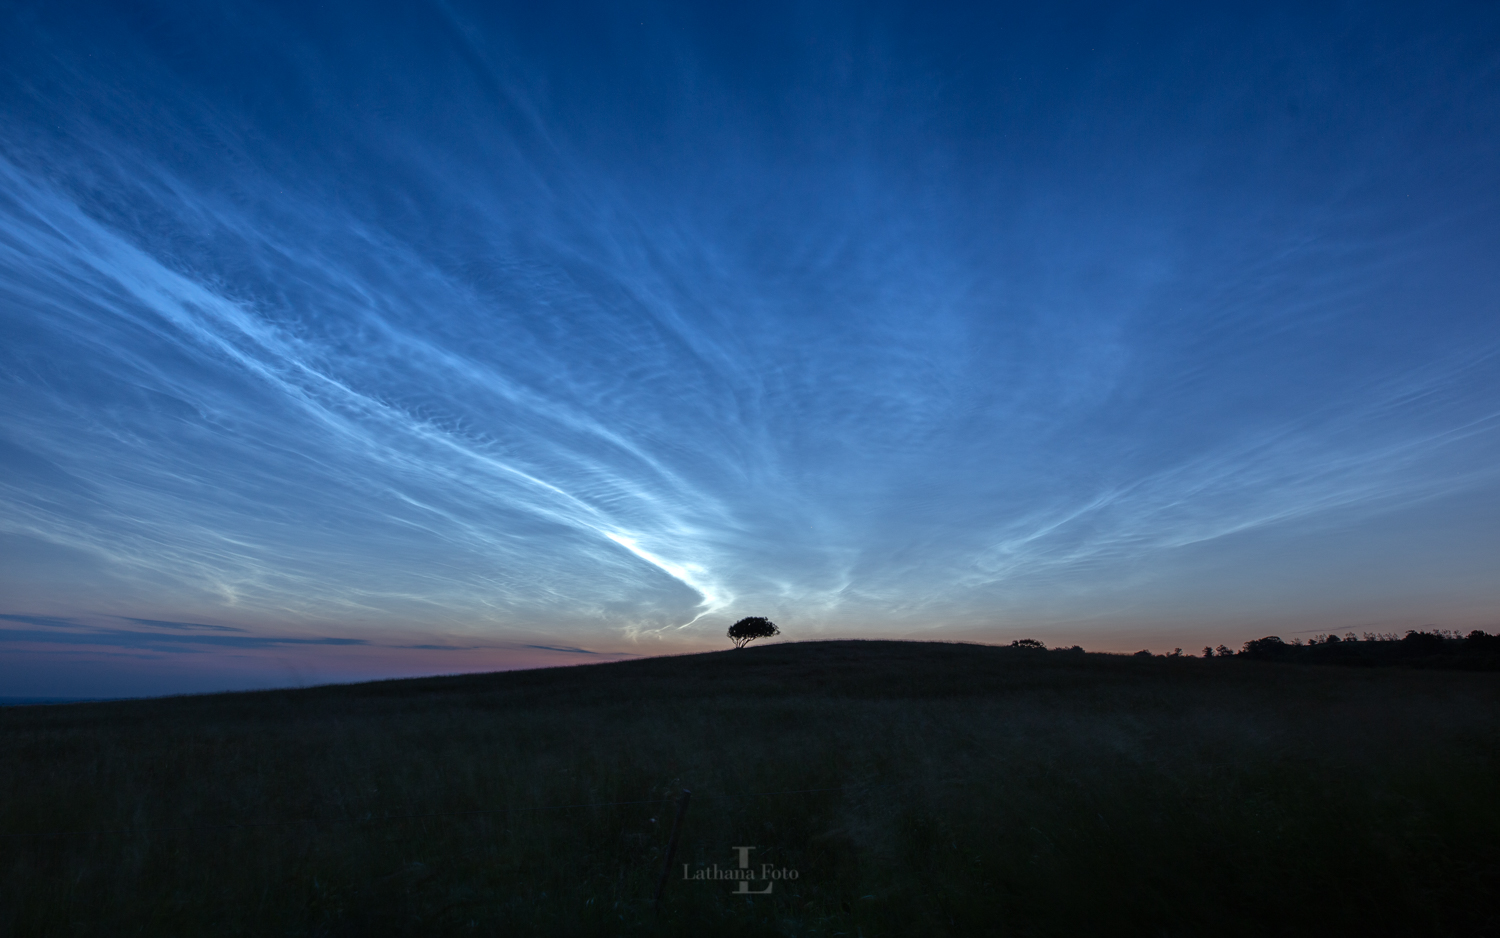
1133 650 1153 658
1466 630 1500 651
1401 630 1445 657
727 617 780 649
1010 638 1046 650
1242 637 1290 660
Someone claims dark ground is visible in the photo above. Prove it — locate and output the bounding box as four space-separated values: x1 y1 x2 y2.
3 640 1498 936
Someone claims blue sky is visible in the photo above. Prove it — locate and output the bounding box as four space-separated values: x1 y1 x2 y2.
3 1 1498 696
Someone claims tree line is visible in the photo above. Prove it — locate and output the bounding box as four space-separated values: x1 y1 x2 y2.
1000 631 1500 671
1225 628 1500 670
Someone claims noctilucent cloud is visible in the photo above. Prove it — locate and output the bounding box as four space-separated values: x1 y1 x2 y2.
3 1 1499 697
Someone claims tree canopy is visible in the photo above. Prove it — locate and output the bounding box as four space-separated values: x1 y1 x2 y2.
727 616 780 649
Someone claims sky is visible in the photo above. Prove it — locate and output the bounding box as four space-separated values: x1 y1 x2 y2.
2 1 1499 697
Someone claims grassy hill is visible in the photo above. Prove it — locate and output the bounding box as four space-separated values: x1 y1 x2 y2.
4 640 1498 936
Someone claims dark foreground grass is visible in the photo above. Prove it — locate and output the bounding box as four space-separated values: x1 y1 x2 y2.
3 640 1498 937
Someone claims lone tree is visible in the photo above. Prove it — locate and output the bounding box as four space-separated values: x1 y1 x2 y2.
727 616 779 649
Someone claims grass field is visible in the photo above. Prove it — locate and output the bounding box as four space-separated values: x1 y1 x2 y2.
3 640 1498 936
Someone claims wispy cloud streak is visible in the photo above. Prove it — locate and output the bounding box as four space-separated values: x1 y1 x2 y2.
1 0 1498 684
